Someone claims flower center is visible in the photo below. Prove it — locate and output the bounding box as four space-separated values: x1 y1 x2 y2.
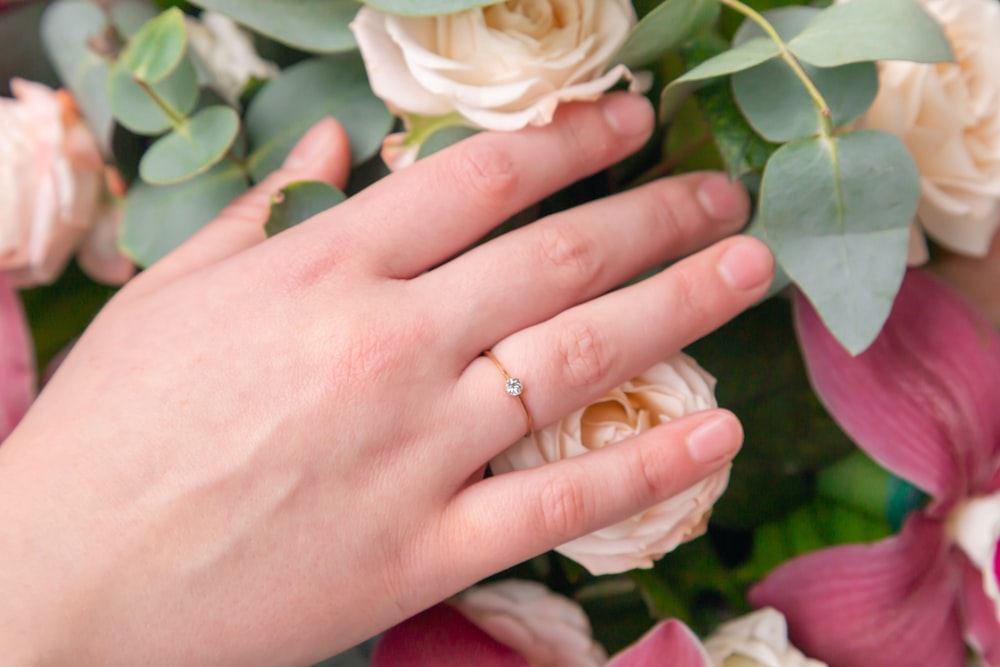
485 1 562 40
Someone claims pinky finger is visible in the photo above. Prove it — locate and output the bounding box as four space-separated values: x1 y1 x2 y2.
444 409 744 576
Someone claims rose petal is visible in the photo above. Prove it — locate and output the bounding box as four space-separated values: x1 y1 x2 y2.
371 604 528 667
794 269 1000 503
960 554 1000 666
0 275 34 441
750 515 966 667
607 619 712 667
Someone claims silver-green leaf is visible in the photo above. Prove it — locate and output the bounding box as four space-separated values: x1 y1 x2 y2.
139 105 241 185
611 0 719 70
188 0 360 53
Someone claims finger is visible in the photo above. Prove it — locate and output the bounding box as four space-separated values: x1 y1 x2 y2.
443 410 742 576
133 118 351 292
313 93 654 279
422 172 749 358
453 235 773 451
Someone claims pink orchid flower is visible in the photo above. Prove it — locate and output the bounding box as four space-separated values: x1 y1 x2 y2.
750 270 1000 666
0 275 34 442
371 602 713 667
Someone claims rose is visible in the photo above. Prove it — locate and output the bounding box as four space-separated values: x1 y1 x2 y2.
490 354 728 575
185 11 279 106
452 580 607 667
0 79 132 287
859 0 1000 260
351 0 642 155
704 608 828 667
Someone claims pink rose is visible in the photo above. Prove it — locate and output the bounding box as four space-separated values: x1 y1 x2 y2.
0 79 132 287
490 355 729 575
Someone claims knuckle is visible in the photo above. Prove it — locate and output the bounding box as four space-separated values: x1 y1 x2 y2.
558 319 612 390
670 265 709 323
631 442 670 503
448 141 518 209
537 469 593 541
537 224 602 290
649 182 698 244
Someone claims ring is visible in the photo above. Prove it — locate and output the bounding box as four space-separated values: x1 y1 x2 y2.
483 350 533 438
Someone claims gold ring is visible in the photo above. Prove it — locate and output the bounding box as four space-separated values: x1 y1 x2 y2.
483 350 533 438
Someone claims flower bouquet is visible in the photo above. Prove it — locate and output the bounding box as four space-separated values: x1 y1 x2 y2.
2 0 1000 665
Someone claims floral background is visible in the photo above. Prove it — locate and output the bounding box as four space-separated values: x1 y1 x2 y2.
2 0 1000 665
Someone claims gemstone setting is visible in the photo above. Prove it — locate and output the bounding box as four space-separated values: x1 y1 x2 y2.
505 377 524 397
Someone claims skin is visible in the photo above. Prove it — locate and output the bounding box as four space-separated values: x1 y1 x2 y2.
0 93 773 666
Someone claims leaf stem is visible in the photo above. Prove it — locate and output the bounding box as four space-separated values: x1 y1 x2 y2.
135 79 186 127
717 0 833 135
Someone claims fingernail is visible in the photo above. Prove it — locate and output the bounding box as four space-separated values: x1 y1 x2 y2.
283 117 339 170
697 174 749 224
686 413 743 464
717 238 774 291
601 94 653 137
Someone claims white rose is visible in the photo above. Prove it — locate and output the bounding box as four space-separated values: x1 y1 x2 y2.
490 354 728 575
704 608 828 667
452 580 607 667
860 0 1000 259
948 493 1000 622
0 80 130 287
186 11 279 106
350 0 641 133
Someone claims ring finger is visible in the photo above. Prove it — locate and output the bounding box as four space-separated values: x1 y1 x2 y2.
450 235 774 456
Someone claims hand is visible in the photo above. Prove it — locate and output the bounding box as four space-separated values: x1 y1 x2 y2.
0 93 773 666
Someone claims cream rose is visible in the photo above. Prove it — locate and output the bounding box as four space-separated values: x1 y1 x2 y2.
490 354 728 575
0 79 132 287
703 608 827 667
452 580 607 667
186 11 279 106
859 0 1000 259
350 0 640 133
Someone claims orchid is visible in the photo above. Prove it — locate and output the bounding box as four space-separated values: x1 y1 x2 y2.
750 269 1000 666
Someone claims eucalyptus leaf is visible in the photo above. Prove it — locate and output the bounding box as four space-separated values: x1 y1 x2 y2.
41 0 156 152
120 7 187 84
759 130 919 354
362 0 503 15
611 0 719 70
416 125 480 160
659 38 779 122
106 56 199 136
188 0 360 53
139 106 241 185
265 181 347 238
121 163 249 267
245 54 392 180
731 6 878 142
788 0 954 67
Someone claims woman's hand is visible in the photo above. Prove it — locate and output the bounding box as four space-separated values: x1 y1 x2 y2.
0 93 773 666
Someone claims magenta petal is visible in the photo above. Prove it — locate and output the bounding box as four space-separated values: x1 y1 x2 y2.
795 269 1000 502
371 604 529 667
607 619 712 667
0 275 34 442
750 515 966 667
960 553 1000 665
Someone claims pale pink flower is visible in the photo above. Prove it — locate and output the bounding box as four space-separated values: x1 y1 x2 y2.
750 270 1000 666
491 355 728 575
0 79 132 287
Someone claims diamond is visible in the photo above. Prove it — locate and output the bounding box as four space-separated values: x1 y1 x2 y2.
505 377 524 397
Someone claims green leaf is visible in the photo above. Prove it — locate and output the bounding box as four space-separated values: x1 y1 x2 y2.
139 106 241 185
265 181 347 237
121 163 249 267
41 0 159 152
245 54 393 180
788 0 954 67
415 125 480 160
362 0 503 15
188 0 360 53
611 0 719 70
120 7 187 84
659 38 780 122
759 130 919 354
731 6 878 142
106 56 199 135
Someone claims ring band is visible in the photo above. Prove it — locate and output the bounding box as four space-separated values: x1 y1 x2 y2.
483 350 533 438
